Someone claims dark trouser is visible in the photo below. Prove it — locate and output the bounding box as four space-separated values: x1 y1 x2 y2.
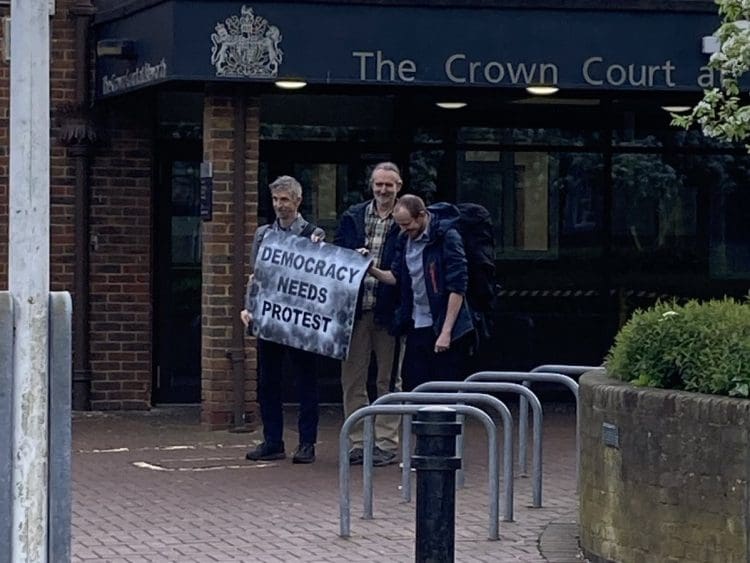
257 339 319 446
402 327 469 392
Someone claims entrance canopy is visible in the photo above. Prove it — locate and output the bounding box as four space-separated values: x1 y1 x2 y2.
94 0 720 98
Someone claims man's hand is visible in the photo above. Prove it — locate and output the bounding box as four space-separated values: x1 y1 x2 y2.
434 331 451 353
356 247 370 256
311 233 324 243
240 309 253 327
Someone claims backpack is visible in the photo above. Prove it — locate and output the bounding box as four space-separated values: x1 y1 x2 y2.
455 203 496 314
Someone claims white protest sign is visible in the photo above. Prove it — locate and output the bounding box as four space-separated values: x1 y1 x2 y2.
248 230 371 360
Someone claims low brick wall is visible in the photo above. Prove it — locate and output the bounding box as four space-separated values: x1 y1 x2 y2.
579 373 750 563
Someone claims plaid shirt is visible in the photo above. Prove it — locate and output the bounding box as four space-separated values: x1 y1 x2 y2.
361 201 394 311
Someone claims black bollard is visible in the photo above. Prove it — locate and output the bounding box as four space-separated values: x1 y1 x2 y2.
411 406 462 563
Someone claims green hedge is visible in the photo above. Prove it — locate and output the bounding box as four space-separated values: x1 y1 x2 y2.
606 298 750 397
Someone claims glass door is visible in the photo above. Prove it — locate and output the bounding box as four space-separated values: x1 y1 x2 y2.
154 141 202 403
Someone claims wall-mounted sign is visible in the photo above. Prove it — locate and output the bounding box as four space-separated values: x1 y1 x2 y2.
199 161 213 222
95 2 720 98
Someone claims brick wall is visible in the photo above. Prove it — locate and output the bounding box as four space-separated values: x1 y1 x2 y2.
0 1 78 291
580 373 750 563
201 92 259 429
87 95 153 410
50 0 78 294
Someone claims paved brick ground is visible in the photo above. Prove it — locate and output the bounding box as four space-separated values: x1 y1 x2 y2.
71 405 581 562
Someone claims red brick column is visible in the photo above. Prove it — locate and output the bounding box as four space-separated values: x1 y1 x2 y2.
201 92 259 429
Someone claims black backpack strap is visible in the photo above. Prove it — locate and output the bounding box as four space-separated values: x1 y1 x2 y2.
300 221 317 238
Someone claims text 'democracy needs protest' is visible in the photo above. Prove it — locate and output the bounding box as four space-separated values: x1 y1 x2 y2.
248 230 371 360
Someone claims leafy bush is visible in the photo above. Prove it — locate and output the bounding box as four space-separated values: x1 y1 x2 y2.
606 298 750 397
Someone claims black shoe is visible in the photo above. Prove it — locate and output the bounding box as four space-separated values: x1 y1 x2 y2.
245 441 285 461
372 446 397 467
348 447 364 466
292 443 316 464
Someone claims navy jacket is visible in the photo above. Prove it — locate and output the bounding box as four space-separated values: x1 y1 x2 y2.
334 200 400 329
391 203 475 342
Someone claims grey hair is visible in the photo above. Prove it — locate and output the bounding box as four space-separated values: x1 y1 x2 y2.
269 175 302 199
369 162 402 186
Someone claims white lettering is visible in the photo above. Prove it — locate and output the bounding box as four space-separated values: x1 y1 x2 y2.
101 58 167 95
606 64 626 86
398 59 417 82
663 60 676 87
539 63 558 86
468 60 483 84
507 62 537 84
445 54 467 83
582 56 603 86
582 57 677 88
697 65 716 88
352 51 374 80
483 61 504 84
354 51 416 83
376 50 396 81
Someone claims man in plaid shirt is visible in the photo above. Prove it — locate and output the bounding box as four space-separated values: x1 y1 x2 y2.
334 162 403 467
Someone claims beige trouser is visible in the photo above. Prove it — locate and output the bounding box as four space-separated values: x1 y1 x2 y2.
341 311 402 451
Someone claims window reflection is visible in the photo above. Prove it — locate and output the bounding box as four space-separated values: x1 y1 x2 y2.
611 153 698 273
170 161 201 265
410 150 445 205
457 151 570 258
707 154 750 278
514 152 550 252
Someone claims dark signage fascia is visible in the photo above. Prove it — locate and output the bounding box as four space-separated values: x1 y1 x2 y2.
95 1 721 99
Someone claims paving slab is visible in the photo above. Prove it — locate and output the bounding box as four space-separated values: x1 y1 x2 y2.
72 405 582 562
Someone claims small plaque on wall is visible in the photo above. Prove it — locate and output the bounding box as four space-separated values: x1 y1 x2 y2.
602 422 620 448
200 161 213 221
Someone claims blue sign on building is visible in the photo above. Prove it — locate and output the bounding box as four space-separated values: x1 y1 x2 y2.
95 1 720 97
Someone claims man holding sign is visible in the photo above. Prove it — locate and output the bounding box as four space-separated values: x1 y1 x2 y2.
240 176 325 464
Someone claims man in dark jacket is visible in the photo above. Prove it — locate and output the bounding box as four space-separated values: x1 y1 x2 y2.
368 194 474 391
334 162 402 466
240 175 324 464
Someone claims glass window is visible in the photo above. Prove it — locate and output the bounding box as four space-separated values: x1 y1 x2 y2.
456 150 561 258
611 153 699 275
170 161 201 265
557 152 604 256
708 155 750 279
613 103 740 150
513 152 551 252
157 91 203 140
260 94 394 142
409 149 446 205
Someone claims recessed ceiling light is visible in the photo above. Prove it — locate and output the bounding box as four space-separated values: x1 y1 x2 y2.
436 102 467 109
661 105 692 113
274 79 307 90
526 85 559 96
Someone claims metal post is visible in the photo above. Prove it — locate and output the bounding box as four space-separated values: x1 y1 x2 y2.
531 364 602 492
339 404 497 540
413 407 461 563
48 293 72 562
415 380 544 508
371 391 514 522
467 371 581 488
9 1 51 561
1 293 13 563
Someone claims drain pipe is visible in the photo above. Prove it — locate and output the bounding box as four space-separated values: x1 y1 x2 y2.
65 0 97 411
227 92 249 432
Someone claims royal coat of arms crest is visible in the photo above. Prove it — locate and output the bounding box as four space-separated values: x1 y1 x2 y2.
210 6 283 78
